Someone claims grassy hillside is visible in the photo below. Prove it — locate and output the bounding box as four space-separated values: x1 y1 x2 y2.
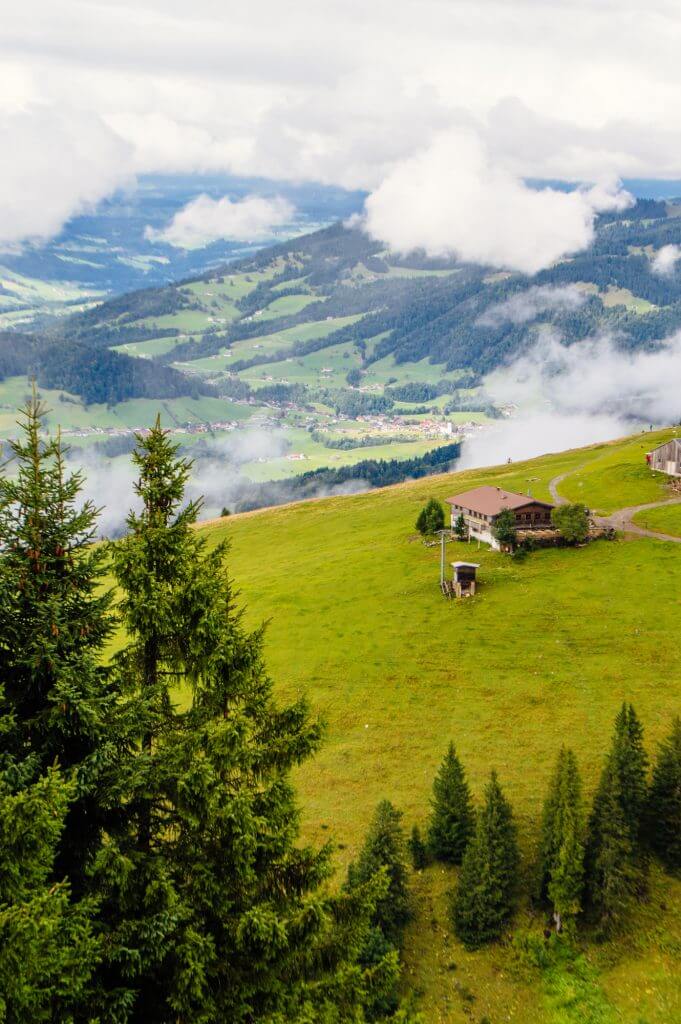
633 501 681 536
195 427 681 1024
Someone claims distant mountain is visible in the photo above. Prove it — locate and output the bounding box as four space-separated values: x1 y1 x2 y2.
0 174 365 331
10 195 681 412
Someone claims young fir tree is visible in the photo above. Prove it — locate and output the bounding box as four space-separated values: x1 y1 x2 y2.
94 419 399 1023
451 772 519 949
454 513 467 542
538 747 585 934
348 800 412 946
585 704 649 929
646 717 681 871
0 393 117 891
584 758 638 933
492 507 517 548
415 498 445 536
0 757 99 1023
427 743 474 864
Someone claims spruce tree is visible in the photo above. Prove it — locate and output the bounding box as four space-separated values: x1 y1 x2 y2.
0 753 98 1022
415 498 444 536
348 800 412 946
646 717 681 871
0 393 117 890
451 772 519 949
585 758 638 933
454 513 467 541
585 703 648 929
616 703 649 851
538 747 585 933
93 419 397 1023
427 742 474 864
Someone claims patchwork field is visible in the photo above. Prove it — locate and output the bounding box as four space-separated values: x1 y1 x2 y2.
194 427 681 1024
0 377 258 438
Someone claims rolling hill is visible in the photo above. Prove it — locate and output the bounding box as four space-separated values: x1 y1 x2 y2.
191 426 681 1024
5 195 681 494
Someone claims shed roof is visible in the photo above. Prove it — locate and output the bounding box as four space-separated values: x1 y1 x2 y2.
445 485 553 516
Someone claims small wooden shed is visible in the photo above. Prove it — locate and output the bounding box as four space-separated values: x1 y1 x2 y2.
451 562 480 597
647 438 681 477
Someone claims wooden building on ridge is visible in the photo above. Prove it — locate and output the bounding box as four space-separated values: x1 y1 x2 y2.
445 485 554 550
647 438 681 477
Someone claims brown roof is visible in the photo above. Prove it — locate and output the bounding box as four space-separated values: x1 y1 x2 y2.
445 485 553 516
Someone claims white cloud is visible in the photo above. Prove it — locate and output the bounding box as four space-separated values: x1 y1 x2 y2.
459 328 681 469
145 193 295 248
4 2 681 250
362 132 632 273
0 106 133 248
651 244 681 276
485 330 681 421
476 285 588 327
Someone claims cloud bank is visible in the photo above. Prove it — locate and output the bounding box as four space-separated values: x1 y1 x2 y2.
459 329 681 469
363 132 632 273
146 193 295 248
5 2 681 255
0 107 132 248
69 428 293 537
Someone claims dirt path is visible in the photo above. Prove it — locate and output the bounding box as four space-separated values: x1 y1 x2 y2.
548 470 681 543
548 469 575 506
595 498 681 542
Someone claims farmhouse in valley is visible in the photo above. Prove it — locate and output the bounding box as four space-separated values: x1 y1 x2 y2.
646 438 681 477
446 485 554 549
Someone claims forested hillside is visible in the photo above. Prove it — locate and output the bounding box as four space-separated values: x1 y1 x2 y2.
3 197 681 483
48 197 681 398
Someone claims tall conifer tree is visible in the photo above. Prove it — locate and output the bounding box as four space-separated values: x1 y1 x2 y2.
646 717 681 871
538 747 585 933
94 419 400 1023
0 758 98 1023
585 703 648 929
348 800 412 946
0 393 117 889
427 742 474 864
451 772 519 949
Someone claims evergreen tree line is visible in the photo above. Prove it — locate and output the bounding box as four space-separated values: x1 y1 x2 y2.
0 396 420 1023
356 713 680 956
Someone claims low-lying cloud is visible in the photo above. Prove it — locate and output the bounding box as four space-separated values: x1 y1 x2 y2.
651 244 681 276
476 284 588 327
363 131 633 274
459 329 681 469
69 428 292 537
146 193 295 248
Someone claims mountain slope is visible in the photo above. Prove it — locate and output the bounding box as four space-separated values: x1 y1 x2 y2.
195 427 681 1024
47 199 681 422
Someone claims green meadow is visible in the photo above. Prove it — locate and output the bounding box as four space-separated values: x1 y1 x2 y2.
633 500 681 536
194 427 681 1024
0 377 257 437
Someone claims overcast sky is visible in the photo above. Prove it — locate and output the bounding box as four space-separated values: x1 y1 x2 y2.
3 0 681 269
